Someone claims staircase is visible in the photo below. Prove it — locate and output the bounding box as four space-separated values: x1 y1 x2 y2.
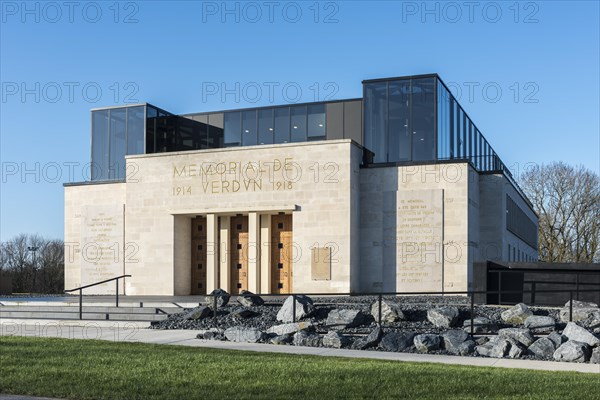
0 302 183 322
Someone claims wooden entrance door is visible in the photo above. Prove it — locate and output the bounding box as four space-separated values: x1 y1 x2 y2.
271 214 293 294
230 216 249 294
191 216 207 295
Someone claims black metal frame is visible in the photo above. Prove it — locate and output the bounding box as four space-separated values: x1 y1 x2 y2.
64 275 131 320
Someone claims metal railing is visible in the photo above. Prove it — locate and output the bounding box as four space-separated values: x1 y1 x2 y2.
64 275 131 320
205 287 600 337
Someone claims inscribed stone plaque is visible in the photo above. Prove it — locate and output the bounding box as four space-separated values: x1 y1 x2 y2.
311 247 331 280
395 189 444 292
80 205 124 294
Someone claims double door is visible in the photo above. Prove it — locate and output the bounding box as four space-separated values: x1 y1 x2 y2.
230 216 249 294
191 216 207 294
271 214 293 294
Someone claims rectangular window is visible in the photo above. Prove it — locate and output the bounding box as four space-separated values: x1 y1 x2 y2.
145 106 157 154
274 107 290 144
224 112 241 146
364 82 387 163
449 99 455 158
207 113 224 149
307 104 326 139
411 78 435 161
457 110 463 158
437 81 451 160
258 108 274 145
126 106 145 156
109 108 126 180
91 109 109 180
242 110 257 146
388 80 411 162
506 195 538 249
290 105 307 142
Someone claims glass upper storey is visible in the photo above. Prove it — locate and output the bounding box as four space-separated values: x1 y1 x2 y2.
89 74 510 183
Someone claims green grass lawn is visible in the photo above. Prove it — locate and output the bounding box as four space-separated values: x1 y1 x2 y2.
0 336 598 400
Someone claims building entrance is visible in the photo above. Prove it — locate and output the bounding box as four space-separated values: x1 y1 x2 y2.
191 216 207 294
271 214 293 294
230 215 249 294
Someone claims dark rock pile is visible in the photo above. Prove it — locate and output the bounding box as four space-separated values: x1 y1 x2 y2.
150 290 600 364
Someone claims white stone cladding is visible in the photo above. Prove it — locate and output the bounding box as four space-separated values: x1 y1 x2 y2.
64 139 538 295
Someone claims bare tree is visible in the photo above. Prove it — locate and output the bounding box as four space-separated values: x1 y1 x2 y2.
0 234 65 293
520 162 600 263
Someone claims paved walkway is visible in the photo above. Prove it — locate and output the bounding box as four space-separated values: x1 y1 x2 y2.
0 395 63 400
1 321 598 374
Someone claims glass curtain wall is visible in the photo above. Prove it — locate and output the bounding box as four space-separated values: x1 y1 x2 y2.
223 105 326 147
146 106 222 153
364 75 506 172
364 77 435 163
436 78 502 172
91 105 145 181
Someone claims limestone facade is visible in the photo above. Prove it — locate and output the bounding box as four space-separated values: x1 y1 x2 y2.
64 139 538 295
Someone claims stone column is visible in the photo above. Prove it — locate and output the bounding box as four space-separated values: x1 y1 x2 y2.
219 216 230 292
260 214 271 294
206 214 219 293
248 212 260 293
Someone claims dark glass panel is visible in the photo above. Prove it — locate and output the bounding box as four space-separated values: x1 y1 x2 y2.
224 112 241 146
411 78 435 161
307 104 326 139
145 106 157 154
207 113 224 149
274 107 290 144
469 121 475 165
109 108 126 180
449 99 455 158
290 105 307 142
457 108 464 158
155 111 168 152
126 106 145 155
258 108 274 145
364 82 387 162
176 117 196 151
154 112 177 153
242 110 257 146
91 109 109 180
474 126 480 168
388 80 411 162
437 81 450 160
462 112 468 159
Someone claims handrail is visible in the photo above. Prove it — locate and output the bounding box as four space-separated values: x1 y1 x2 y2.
64 274 131 320
64 274 131 292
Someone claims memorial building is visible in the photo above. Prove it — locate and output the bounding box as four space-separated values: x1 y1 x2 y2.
64 74 539 296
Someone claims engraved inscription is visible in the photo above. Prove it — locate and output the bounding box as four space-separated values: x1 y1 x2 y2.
80 205 124 294
395 190 444 292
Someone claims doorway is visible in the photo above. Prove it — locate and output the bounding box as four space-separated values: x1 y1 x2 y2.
191 216 207 295
230 215 249 294
271 214 293 294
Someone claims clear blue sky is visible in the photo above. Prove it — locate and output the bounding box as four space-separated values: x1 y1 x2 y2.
1 0 599 241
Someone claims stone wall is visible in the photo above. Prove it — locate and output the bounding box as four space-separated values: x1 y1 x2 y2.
359 163 472 293
123 139 360 295
64 140 538 296
64 182 126 294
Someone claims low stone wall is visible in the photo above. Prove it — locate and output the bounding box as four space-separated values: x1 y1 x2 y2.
151 290 600 364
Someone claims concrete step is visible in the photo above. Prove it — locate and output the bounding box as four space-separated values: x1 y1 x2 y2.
0 310 168 322
0 305 183 314
0 318 151 328
0 300 196 308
